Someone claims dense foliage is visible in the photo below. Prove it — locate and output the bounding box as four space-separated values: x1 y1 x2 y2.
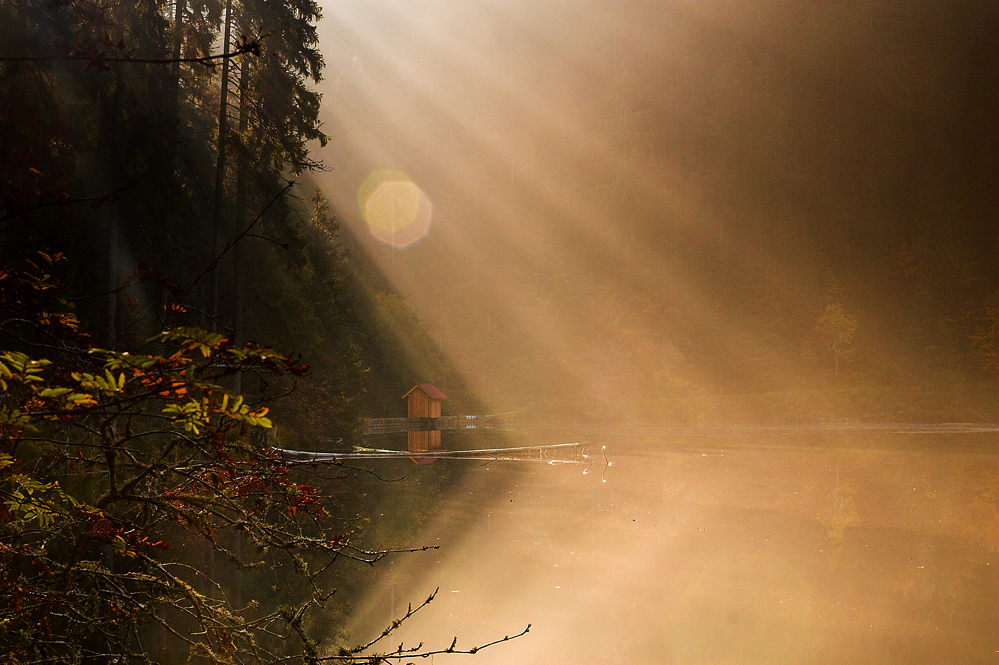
0 252 335 662
0 1 492 662
0 0 365 435
0 252 524 663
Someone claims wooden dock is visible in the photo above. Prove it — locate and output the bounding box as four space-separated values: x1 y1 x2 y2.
362 414 502 435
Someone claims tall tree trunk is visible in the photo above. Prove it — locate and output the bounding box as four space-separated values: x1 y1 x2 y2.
208 0 234 331
232 54 250 395
206 0 235 606
104 61 125 349
171 0 186 95
104 208 120 348
165 0 186 176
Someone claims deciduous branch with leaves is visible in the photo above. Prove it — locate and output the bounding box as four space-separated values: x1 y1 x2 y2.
0 252 526 663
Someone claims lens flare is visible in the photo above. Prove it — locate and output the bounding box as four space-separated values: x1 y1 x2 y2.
358 170 432 247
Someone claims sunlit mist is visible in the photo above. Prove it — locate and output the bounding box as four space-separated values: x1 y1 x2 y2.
312 2 997 663
359 169 433 247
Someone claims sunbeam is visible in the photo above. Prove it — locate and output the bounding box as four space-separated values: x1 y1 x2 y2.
312 2 997 663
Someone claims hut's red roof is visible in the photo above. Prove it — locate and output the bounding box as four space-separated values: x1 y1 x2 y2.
402 383 448 400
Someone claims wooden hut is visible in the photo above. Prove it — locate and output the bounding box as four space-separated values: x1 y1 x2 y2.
403 384 447 453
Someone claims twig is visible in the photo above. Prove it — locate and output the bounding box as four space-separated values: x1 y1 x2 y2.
0 42 260 68
185 180 295 295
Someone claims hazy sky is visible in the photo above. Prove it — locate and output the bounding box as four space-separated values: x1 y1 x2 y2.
313 2 997 413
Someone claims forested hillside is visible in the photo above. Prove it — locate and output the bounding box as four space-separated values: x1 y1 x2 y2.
0 1 468 662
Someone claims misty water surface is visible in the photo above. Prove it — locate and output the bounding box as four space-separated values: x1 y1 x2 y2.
346 431 997 665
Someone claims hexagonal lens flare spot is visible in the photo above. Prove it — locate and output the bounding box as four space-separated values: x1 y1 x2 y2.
358 170 432 248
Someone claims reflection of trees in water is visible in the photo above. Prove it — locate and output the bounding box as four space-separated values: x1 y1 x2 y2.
811 449 996 659
818 463 860 544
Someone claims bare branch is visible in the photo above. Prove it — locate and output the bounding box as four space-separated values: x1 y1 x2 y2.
0 40 262 68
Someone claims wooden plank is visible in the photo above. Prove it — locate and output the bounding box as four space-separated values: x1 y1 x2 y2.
362 414 501 434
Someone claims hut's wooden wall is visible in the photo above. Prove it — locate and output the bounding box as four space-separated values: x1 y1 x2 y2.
405 387 443 453
407 391 441 418
407 430 441 453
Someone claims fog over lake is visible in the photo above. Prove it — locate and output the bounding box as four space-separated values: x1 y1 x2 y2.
342 429 997 664
312 3 997 662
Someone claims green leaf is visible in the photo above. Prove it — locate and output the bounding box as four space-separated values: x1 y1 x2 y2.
38 387 73 398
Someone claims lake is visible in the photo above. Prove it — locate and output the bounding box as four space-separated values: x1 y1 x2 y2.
345 429 998 664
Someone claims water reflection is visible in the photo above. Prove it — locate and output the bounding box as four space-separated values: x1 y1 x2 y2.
346 432 997 664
